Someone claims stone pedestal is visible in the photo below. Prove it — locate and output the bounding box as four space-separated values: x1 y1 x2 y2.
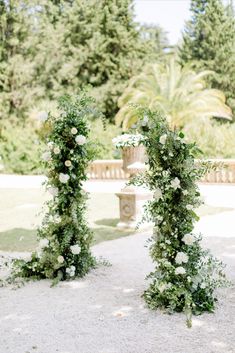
116 145 151 230
116 185 152 229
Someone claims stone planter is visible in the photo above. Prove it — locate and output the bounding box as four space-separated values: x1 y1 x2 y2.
122 145 147 173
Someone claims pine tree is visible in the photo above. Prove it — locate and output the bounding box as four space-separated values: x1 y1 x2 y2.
179 0 235 114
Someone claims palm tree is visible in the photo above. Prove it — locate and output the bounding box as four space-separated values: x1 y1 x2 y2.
115 60 232 130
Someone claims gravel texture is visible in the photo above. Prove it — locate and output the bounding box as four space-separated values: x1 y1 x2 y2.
0 230 235 353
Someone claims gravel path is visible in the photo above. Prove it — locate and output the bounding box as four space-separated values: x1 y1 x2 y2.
0 230 235 353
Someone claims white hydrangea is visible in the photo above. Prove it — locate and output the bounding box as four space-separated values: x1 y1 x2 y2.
66 265 76 277
159 134 167 145
175 251 189 264
57 255 64 264
53 147 60 155
65 160 72 167
175 266 186 275
59 173 70 183
48 187 58 197
154 187 163 201
70 244 81 255
39 238 49 249
42 151 51 162
170 177 181 190
182 233 195 246
75 135 87 145
71 127 78 135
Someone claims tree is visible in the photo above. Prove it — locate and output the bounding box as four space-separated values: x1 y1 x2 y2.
0 0 40 121
35 0 167 121
115 60 232 130
179 0 235 114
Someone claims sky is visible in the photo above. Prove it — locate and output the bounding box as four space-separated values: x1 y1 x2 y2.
134 0 231 45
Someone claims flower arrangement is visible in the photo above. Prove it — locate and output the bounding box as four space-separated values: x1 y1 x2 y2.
132 108 229 327
13 93 96 284
112 133 146 149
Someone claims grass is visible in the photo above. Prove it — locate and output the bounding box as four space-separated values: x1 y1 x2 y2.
0 189 132 252
0 188 232 252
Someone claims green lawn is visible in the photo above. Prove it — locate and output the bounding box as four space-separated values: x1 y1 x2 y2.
0 188 232 252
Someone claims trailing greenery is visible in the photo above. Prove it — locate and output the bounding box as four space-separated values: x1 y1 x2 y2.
179 0 235 115
132 108 228 326
115 59 232 130
13 93 96 283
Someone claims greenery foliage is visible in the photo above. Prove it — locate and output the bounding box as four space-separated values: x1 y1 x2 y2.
179 0 235 114
13 94 96 283
115 59 232 130
132 108 228 326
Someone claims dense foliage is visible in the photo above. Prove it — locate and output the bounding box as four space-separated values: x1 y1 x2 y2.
0 0 167 123
115 59 232 130
133 109 228 326
179 0 235 115
13 94 96 283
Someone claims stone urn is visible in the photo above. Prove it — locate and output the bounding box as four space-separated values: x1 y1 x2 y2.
122 145 147 174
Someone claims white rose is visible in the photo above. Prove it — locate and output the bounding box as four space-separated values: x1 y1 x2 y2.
186 204 194 210
159 134 167 145
175 251 188 264
53 147 60 155
182 233 195 246
38 111 48 122
42 151 51 162
71 127 78 135
65 160 72 167
170 177 180 190
70 244 81 255
175 266 186 275
57 255 64 264
66 265 76 277
59 173 70 183
48 187 58 197
154 188 163 201
75 135 87 145
39 238 49 249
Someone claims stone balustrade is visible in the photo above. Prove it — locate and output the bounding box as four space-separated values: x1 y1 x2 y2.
88 159 235 183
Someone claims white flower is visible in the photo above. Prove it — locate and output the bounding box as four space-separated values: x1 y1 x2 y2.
175 266 186 275
182 233 195 246
53 147 60 155
66 265 76 277
170 177 181 190
54 215 61 224
182 190 189 196
159 134 167 145
141 115 149 126
165 239 171 245
48 187 58 197
65 160 72 167
158 283 167 293
38 111 48 122
71 127 78 135
186 204 194 210
42 151 51 162
75 135 87 145
59 173 70 183
154 188 163 201
39 238 49 249
70 244 81 255
47 141 54 149
175 252 189 264
57 255 64 264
